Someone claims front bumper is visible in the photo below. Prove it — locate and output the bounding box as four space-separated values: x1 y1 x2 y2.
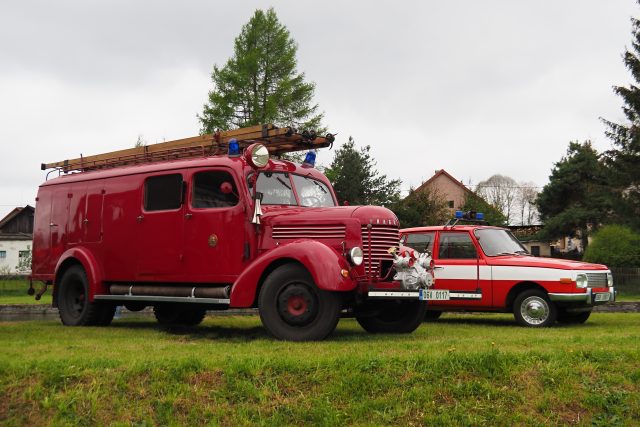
548 287 616 305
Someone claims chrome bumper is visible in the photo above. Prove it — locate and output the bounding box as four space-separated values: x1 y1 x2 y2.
548 287 616 304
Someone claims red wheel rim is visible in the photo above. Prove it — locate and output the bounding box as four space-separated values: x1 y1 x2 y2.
287 295 308 316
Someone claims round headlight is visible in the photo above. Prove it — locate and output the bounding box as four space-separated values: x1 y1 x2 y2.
245 143 269 168
575 273 588 289
607 272 613 287
349 247 364 266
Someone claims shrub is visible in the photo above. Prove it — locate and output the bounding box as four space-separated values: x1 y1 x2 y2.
583 225 640 267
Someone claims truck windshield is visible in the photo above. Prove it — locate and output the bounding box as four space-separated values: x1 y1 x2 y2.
474 229 529 256
255 172 335 207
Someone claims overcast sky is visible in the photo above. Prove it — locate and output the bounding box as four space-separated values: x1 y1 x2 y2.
0 0 637 218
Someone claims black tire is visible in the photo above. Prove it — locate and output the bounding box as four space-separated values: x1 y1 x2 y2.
258 264 342 341
356 300 427 333
58 265 114 326
557 308 592 324
513 289 557 327
153 305 206 326
424 310 443 321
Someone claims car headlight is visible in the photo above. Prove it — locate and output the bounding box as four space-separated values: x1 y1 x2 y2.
607 272 614 287
245 143 270 168
348 247 364 266
576 273 588 289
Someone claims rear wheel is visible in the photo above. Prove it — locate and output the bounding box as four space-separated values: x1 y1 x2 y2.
154 305 206 326
513 289 557 327
58 265 114 326
557 308 591 324
424 310 443 321
357 300 427 333
259 264 342 341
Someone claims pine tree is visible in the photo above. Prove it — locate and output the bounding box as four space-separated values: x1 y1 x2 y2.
199 8 323 133
602 11 640 230
324 137 401 207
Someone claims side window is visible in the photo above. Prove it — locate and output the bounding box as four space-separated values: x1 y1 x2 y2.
144 174 183 211
404 232 435 253
438 232 477 259
192 171 239 208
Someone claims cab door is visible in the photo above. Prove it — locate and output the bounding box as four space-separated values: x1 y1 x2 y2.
433 230 491 307
135 173 185 280
182 168 246 282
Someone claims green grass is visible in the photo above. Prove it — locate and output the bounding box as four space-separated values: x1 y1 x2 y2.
1 313 639 426
0 280 52 305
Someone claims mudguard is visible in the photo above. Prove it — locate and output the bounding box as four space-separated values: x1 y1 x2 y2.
230 240 356 307
55 247 106 300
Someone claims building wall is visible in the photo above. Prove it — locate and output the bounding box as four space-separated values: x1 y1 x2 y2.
0 240 32 274
423 174 468 214
521 241 552 257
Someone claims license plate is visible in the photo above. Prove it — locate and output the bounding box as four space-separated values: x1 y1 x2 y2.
594 293 610 302
420 289 450 301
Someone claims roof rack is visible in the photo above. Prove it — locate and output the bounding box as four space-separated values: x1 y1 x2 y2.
41 124 335 173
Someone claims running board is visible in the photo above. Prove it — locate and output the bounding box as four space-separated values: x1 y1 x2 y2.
94 295 230 305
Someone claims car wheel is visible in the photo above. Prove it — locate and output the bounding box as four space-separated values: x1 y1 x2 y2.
356 300 427 333
58 265 114 326
259 264 342 341
424 310 442 321
557 308 591 324
513 289 557 327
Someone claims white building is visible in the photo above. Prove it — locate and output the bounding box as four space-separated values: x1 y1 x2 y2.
0 206 34 274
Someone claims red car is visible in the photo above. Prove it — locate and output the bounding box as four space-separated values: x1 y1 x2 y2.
400 220 615 327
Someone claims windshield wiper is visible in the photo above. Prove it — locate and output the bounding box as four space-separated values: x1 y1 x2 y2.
276 177 291 190
495 252 516 256
312 179 327 194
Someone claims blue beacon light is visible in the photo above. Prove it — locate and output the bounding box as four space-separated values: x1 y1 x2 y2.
302 151 316 168
228 138 240 157
476 212 485 220
455 210 463 219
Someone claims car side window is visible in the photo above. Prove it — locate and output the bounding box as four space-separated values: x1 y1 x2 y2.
192 171 239 208
404 232 435 253
438 232 477 259
144 174 183 211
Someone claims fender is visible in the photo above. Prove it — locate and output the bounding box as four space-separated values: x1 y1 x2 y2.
230 240 356 307
55 247 107 301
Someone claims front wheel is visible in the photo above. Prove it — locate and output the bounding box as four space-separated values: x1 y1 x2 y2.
258 264 342 341
513 289 557 327
356 300 427 333
557 308 591 324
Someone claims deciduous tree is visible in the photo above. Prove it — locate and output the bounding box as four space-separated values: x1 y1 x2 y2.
392 188 449 228
199 8 323 133
475 174 518 224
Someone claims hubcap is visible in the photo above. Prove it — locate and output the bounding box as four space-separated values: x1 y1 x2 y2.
278 283 317 326
520 296 549 325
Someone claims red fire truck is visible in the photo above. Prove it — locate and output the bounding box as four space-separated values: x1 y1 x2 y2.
400 212 615 327
31 125 431 340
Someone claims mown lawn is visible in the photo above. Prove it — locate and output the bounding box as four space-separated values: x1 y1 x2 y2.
1 312 638 426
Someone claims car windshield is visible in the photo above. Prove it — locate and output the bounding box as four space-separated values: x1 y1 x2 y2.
255 172 335 207
474 228 529 256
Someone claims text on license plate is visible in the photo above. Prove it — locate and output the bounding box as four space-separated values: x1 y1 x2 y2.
419 289 450 301
594 293 610 302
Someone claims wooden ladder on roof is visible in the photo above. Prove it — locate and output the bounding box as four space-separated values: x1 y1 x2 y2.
41 124 335 173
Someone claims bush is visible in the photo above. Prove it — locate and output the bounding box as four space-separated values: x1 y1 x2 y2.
583 225 640 267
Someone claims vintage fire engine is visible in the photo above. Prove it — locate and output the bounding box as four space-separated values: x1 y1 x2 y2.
401 211 615 327
31 124 434 340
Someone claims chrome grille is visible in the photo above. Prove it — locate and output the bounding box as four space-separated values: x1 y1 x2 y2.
272 225 346 240
361 224 399 276
586 273 608 287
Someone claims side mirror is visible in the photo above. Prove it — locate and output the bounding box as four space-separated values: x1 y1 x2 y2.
220 182 233 194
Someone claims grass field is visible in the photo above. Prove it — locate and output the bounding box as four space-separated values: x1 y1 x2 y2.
1 313 639 426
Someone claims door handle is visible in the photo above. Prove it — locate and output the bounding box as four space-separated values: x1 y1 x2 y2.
136 215 144 223
83 218 89 224
49 222 58 227
184 213 193 219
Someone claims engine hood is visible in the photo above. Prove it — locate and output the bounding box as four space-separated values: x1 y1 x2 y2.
259 205 398 226
486 255 608 270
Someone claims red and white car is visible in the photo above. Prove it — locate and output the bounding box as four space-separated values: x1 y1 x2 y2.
400 223 615 326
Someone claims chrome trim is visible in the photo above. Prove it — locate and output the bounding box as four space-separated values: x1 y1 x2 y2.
95 295 230 305
548 287 615 304
367 291 421 299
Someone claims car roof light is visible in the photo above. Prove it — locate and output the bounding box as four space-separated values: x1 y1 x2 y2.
455 210 463 219
476 212 484 220
228 138 240 157
302 151 316 168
